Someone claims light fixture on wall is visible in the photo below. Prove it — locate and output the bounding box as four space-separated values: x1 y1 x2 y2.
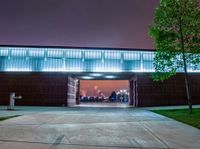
81 76 94 80
89 73 103 77
104 75 116 79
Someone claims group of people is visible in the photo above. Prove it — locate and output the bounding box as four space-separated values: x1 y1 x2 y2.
109 91 129 103
80 90 129 103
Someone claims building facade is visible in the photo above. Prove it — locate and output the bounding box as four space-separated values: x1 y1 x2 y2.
0 45 200 106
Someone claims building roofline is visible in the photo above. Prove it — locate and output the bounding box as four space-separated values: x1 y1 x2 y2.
0 44 155 52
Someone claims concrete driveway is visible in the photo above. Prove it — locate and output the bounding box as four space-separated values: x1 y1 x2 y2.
0 107 200 149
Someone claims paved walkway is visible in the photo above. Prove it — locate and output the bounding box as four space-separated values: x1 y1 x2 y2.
0 106 200 149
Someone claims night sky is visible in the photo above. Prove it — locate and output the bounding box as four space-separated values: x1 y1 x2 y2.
0 0 159 49
0 0 199 96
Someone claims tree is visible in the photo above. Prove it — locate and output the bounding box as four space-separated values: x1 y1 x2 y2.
149 0 200 113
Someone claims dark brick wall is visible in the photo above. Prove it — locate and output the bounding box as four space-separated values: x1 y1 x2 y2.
136 73 200 107
1 72 200 107
0 73 68 106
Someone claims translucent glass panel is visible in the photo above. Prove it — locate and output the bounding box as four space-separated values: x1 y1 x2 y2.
104 51 121 59
11 49 26 57
66 50 82 58
41 58 83 72
0 49 9 56
186 54 200 72
0 47 157 72
1 47 199 73
142 52 154 72
47 49 63 58
124 60 141 72
4 58 32 72
84 50 101 59
124 52 140 60
187 63 200 72
29 49 45 57
90 59 122 72
65 59 83 72
143 52 154 61
41 59 64 72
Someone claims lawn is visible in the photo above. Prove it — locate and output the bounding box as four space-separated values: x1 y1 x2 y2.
0 115 21 121
152 108 200 129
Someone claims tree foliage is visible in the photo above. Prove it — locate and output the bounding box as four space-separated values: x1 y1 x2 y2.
149 0 200 82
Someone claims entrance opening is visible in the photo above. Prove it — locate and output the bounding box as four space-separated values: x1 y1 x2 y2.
79 80 130 107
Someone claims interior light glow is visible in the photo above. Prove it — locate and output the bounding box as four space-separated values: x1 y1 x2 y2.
133 69 155 72
29 49 44 57
104 75 116 79
0 49 9 56
66 50 82 58
42 68 66 72
42 68 83 72
89 73 103 77
47 50 63 58
124 52 140 60
5 68 32 72
92 66 123 73
188 69 200 73
92 69 123 73
84 51 101 59
11 49 26 57
0 47 159 73
104 52 121 59
81 76 94 79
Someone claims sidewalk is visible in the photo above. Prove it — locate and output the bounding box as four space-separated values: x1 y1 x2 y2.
0 106 200 148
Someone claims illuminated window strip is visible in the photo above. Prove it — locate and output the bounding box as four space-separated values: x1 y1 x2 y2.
1 47 198 73
0 49 9 56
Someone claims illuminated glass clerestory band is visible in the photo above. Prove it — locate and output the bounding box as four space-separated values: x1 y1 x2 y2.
0 46 199 73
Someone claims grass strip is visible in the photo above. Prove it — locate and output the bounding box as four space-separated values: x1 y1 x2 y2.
0 115 21 121
152 108 200 129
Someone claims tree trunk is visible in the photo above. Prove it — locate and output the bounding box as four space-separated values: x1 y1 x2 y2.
179 13 192 113
183 53 192 113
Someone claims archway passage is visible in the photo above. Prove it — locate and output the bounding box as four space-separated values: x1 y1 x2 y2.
79 80 130 107
66 73 138 107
